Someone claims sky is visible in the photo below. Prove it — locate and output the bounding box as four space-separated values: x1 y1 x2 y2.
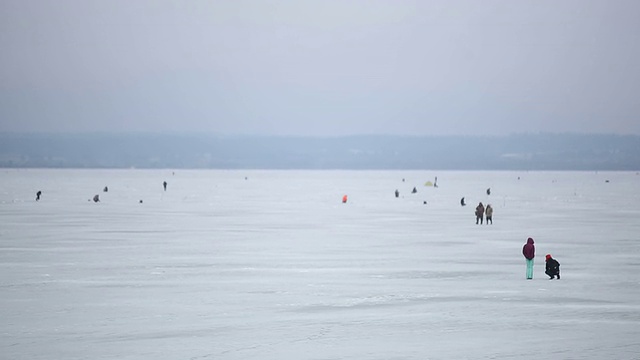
1 0 639 136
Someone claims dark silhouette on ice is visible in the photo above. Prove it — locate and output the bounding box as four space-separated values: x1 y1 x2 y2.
475 202 485 224
545 254 560 279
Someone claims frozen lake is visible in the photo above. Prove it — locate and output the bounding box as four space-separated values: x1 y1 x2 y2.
1 169 640 359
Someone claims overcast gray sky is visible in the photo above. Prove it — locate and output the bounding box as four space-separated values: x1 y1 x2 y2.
1 0 639 136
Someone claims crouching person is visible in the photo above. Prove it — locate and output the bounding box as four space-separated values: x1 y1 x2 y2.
545 254 560 280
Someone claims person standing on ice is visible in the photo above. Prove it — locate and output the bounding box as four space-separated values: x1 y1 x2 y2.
522 237 535 279
485 204 493 224
475 202 485 224
545 254 560 279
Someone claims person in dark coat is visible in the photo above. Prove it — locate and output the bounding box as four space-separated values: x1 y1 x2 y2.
163 181 167 191
522 237 535 279
36 190 42 201
475 202 485 224
545 254 560 279
395 189 399 198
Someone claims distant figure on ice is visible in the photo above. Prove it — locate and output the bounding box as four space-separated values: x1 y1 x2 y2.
412 187 417 194
475 202 485 224
395 189 399 198
434 176 438 188
93 194 100 203
163 181 167 191
485 204 493 224
342 195 348 203
460 197 466 206
36 190 42 201
522 237 535 279
486 188 491 195
545 254 560 280
103 186 108 192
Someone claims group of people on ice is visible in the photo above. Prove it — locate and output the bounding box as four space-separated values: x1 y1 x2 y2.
35 180 169 204
522 237 561 280
465 190 561 281
475 202 493 224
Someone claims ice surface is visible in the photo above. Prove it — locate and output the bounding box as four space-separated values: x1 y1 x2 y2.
1 169 640 359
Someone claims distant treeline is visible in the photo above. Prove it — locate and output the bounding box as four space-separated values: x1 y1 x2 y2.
1 133 639 170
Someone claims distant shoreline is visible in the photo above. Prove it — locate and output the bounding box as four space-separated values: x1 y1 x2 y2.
1 133 639 171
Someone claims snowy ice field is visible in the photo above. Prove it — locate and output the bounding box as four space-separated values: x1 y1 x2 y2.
1 169 640 360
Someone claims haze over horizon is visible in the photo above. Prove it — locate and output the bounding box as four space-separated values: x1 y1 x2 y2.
2 1 639 137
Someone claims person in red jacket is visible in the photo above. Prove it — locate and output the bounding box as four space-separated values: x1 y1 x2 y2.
522 237 535 279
